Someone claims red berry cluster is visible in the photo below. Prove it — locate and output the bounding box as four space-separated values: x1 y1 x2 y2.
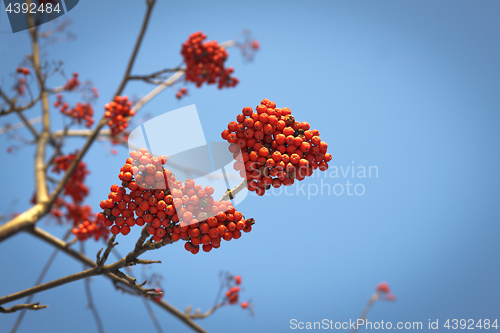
50 207 63 219
97 148 254 254
175 87 188 99
181 31 239 89
64 203 94 226
226 285 240 304
51 152 89 203
223 274 253 312
64 72 80 91
221 99 332 196
251 41 260 50
104 96 135 136
54 94 94 128
72 219 110 241
44 188 109 241
376 282 397 301
16 67 30 75
226 275 243 304
60 201 109 241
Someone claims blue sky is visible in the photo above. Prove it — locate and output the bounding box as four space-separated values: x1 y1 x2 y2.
1 1 499 332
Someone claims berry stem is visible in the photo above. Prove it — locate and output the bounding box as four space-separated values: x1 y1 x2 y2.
349 293 380 333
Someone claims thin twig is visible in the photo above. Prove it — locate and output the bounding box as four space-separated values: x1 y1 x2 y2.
0 88 42 116
96 235 118 270
128 67 184 82
110 244 164 333
0 303 48 313
10 228 72 333
81 242 105 333
142 298 164 333
44 0 158 218
220 179 247 202
130 70 185 114
25 227 207 332
350 293 379 333
0 117 42 136
186 303 225 319
15 111 39 139
113 0 156 97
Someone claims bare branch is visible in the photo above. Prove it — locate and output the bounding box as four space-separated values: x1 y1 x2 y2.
45 0 158 218
142 298 164 333
0 205 46 242
0 117 42 136
186 302 225 319
25 228 208 332
10 228 72 332
0 264 97 305
114 0 157 97
128 67 184 82
0 88 42 116
154 300 208 333
110 245 164 333
96 234 117 270
15 112 39 139
350 293 379 333
109 271 158 298
220 179 247 202
1 225 160 310
26 0 51 206
83 277 105 333
51 128 112 139
0 303 48 314
131 70 185 114
81 242 105 333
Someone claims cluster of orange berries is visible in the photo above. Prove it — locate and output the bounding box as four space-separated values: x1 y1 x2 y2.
16 67 30 75
48 197 68 223
64 202 92 225
65 204 108 242
175 87 188 99
221 99 332 196
97 148 254 254
64 72 80 91
181 31 239 89
104 96 135 136
376 282 397 301
224 275 252 311
51 152 89 204
44 175 109 241
72 219 110 241
54 94 94 128
226 275 242 304
14 67 30 95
